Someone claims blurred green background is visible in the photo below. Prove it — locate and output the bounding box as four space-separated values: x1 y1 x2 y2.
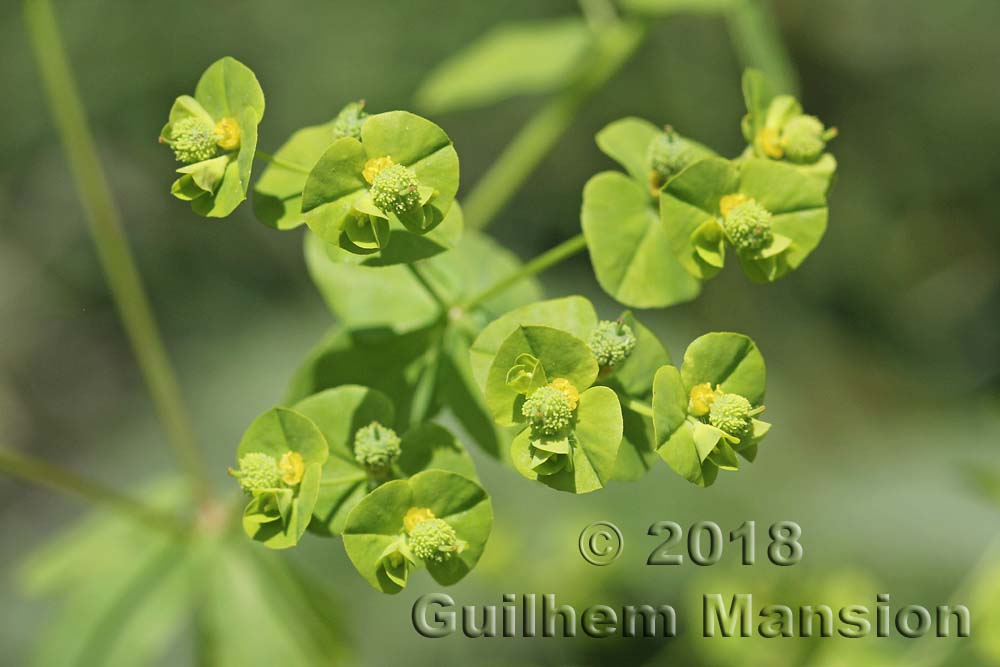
1 0 999 664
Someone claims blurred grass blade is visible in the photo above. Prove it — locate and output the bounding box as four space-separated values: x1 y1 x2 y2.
22 0 206 498
415 17 594 113
726 0 798 95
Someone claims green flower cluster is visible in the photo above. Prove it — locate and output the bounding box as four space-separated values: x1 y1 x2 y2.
169 116 221 164
708 392 757 439
231 452 280 492
370 163 421 215
354 421 402 471
522 385 575 436
646 126 707 194
723 199 774 253
408 517 461 563
588 319 636 368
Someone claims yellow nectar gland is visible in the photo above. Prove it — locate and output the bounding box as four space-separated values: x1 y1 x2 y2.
688 382 718 417
719 193 750 218
548 378 579 410
363 156 396 184
279 451 305 485
214 117 241 151
404 507 436 533
757 127 784 159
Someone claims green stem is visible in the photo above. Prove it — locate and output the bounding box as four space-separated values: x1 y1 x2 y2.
462 20 647 231
0 447 188 537
625 398 655 419
405 262 449 312
460 233 587 311
255 149 311 175
23 0 208 500
726 0 798 96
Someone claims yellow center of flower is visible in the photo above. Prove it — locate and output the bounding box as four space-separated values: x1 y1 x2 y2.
688 382 718 417
214 117 241 151
719 193 750 218
757 127 784 159
404 507 436 533
363 156 396 184
548 378 580 411
279 451 305 485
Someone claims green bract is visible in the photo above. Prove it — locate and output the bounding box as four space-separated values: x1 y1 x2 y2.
343 470 492 593
660 157 828 282
741 69 838 189
291 385 477 535
233 407 328 549
160 57 265 217
581 117 704 308
469 296 668 482
652 332 770 487
301 111 460 259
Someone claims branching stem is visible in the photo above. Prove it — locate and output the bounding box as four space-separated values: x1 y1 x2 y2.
0 447 188 537
460 233 587 311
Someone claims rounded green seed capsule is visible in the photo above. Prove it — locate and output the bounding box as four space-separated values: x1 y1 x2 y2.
647 127 701 193
332 100 368 141
723 199 774 253
708 393 754 439
408 517 460 563
781 115 829 163
170 116 220 164
232 452 281 493
353 421 402 471
589 319 637 368
522 385 574 436
370 163 421 215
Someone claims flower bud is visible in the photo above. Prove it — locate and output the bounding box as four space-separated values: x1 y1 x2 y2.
780 115 835 164
589 319 637 368
279 451 305 486
231 452 281 493
647 127 700 192
370 163 421 215
722 198 774 253
408 517 461 563
522 385 575 436
708 393 754 439
170 117 219 164
332 101 368 141
354 421 402 471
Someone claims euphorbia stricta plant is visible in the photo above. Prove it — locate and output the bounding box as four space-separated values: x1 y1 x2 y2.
158 57 837 593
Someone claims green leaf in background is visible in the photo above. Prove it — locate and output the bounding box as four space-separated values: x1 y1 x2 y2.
235 407 328 549
485 325 599 426
621 0 736 15
415 17 594 113
511 385 624 493
160 57 265 218
582 171 702 308
660 156 828 282
302 111 459 256
253 119 339 230
285 324 437 430
343 470 492 593
469 296 599 392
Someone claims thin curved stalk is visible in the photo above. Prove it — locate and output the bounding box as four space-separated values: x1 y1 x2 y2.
23 0 207 500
